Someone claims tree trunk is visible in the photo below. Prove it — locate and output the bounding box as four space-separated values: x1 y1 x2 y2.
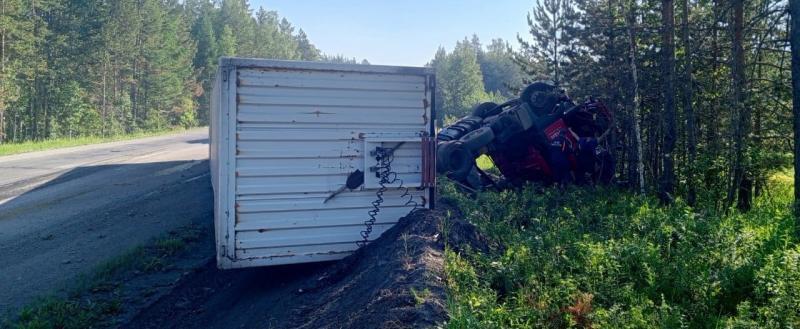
681 0 696 205
0 108 4 144
30 1 37 141
0 0 4 74
553 6 560 86
12 113 16 140
702 0 721 207
131 58 138 131
102 60 107 136
790 0 800 234
728 0 751 211
627 1 645 194
43 78 49 139
660 0 677 204
753 25 766 199
0 0 6 144
707 0 720 158
30 81 36 140
606 0 620 182
112 59 118 137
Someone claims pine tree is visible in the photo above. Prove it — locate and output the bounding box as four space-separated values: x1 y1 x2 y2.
192 6 218 75
140 0 196 128
190 4 218 124
660 0 677 203
792 0 800 232
434 40 488 119
516 0 577 86
681 0 697 205
728 0 751 210
480 39 522 96
253 8 299 60
0 0 34 142
626 0 645 194
220 0 255 56
295 29 320 61
218 25 237 57
0 0 318 142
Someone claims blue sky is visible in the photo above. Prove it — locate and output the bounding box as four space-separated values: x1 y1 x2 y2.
249 0 534 67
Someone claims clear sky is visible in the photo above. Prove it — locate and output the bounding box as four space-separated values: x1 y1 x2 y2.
249 0 534 67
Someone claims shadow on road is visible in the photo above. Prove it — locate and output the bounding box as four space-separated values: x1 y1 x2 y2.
1 160 204 215
186 138 209 144
0 160 214 316
0 159 338 327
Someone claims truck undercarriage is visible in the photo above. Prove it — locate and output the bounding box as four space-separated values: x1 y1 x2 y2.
435 81 615 191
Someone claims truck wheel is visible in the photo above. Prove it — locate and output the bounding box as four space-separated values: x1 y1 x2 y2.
520 81 557 115
472 102 499 118
520 81 556 102
436 141 473 180
436 141 456 174
460 126 494 153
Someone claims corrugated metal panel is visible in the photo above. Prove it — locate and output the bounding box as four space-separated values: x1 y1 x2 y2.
211 58 434 269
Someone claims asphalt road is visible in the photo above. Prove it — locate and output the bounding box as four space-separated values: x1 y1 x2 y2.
0 129 211 316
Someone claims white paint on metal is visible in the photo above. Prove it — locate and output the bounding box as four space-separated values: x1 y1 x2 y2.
210 58 434 269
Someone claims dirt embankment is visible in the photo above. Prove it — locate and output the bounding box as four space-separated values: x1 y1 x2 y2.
123 206 483 329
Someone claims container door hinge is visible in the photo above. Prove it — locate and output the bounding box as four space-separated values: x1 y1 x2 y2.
421 136 436 188
221 66 231 82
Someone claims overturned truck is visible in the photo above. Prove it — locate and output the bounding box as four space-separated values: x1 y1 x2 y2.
436 81 615 190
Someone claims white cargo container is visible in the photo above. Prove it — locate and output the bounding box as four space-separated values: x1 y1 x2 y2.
210 58 436 269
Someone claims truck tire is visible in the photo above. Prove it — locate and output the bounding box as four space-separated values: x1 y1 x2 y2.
436 115 483 142
460 126 494 153
472 102 500 118
520 81 556 102
436 141 456 173
436 141 474 180
520 81 558 116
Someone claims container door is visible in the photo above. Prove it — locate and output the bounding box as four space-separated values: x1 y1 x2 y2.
224 65 433 268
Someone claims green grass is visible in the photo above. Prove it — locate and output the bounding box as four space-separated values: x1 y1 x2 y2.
476 154 495 171
441 178 799 328
10 298 122 329
2 225 205 329
411 287 433 307
0 128 196 156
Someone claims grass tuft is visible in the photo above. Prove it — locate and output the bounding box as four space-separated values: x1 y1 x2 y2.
411 287 432 307
7 297 122 329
